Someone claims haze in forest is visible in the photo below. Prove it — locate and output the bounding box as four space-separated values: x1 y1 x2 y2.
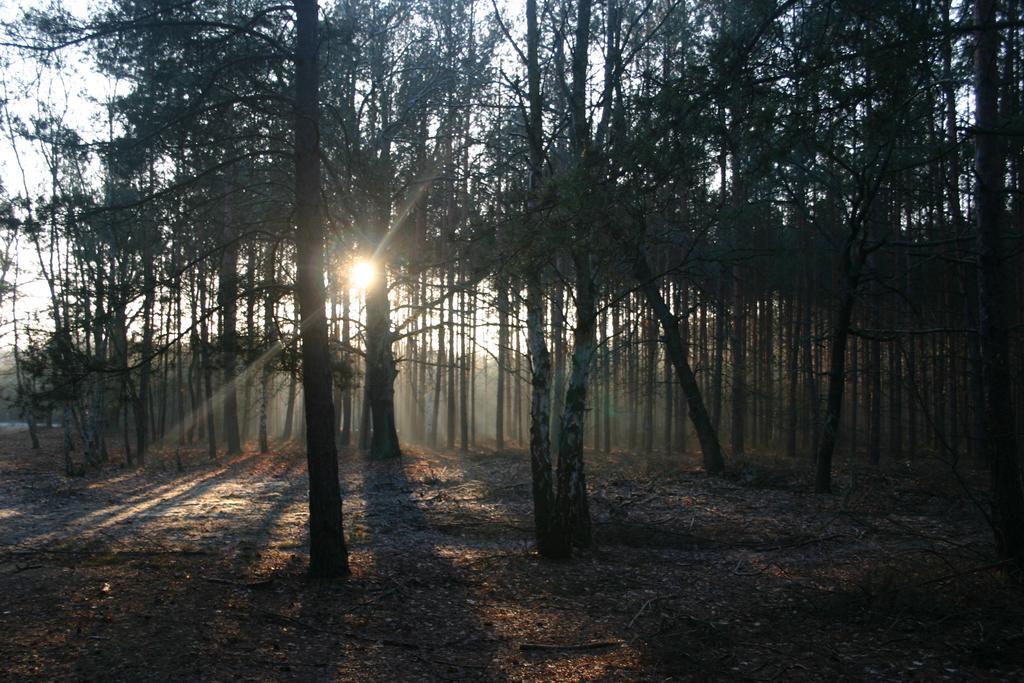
0 0 1023 679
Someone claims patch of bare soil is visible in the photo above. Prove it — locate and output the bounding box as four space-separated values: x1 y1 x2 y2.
1 428 1021 681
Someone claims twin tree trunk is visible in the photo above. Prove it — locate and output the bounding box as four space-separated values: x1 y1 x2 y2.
293 0 349 578
553 254 596 552
523 0 557 557
521 0 599 558
548 0 596 555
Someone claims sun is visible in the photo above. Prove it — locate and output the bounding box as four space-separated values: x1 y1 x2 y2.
350 259 375 291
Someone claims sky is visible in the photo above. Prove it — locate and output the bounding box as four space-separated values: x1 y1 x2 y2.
1 0 113 331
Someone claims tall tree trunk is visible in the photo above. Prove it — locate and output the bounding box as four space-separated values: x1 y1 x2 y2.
550 284 566 444
731 286 746 455
135 212 155 465
496 280 508 451
219 175 242 456
711 264 728 432
869 304 882 466
293 0 348 577
459 288 469 453
551 0 596 554
430 292 445 448
259 243 276 454
850 328 859 459
786 295 799 459
643 313 656 454
200 272 217 459
447 274 457 449
175 269 186 446
974 0 1024 567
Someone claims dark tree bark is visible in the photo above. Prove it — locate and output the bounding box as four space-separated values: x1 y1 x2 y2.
365 270 401 459
634 253 725 475
643 313 656 454
551 0 597 554
974 0 1024 568
815 238 865 493
459 287 469 453
135 211 155 465
869 304 882 466
293 0 349 578
523 0 557 558
496 280 508 451
711 264 728 432
259 243 276 455
550 284 566 446
431 293 445 448
219 177 242 456
447 273 457 449
731 279 746 455
526 281 556 555
554 253 596 551
200 271 217 459
786 296 799 459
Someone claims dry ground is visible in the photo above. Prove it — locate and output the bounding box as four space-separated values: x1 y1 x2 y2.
1 427 1022 681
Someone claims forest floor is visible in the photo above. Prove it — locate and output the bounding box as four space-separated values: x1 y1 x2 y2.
1 428 1022 681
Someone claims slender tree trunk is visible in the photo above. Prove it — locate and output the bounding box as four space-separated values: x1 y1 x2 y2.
341 286 352 446
602 307 612 453
526 279 556 556
459 288 469 453
200 273 217 459
634 253 725 474
643 313 656 454
550 284 566 444
496 280 508 451
471 290 478 447
675 286 689 454
431 293 445 448
787 296 799 459
135 222 155 465
731 293 746 456
711 264 727 432
869 305 882 466
447 274 457 449
219 175 242 456
175 273 186 446
259 243 276 455
850 327 859 459
802 277 819 455
815 241 864 493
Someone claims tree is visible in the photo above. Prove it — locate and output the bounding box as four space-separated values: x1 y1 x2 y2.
973 0 1024 569
293 0 349 577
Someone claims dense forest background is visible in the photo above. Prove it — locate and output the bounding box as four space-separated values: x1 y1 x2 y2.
0 0 1022 574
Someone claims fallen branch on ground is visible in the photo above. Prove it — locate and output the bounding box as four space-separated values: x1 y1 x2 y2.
201 575 274 589
519 640 623 652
